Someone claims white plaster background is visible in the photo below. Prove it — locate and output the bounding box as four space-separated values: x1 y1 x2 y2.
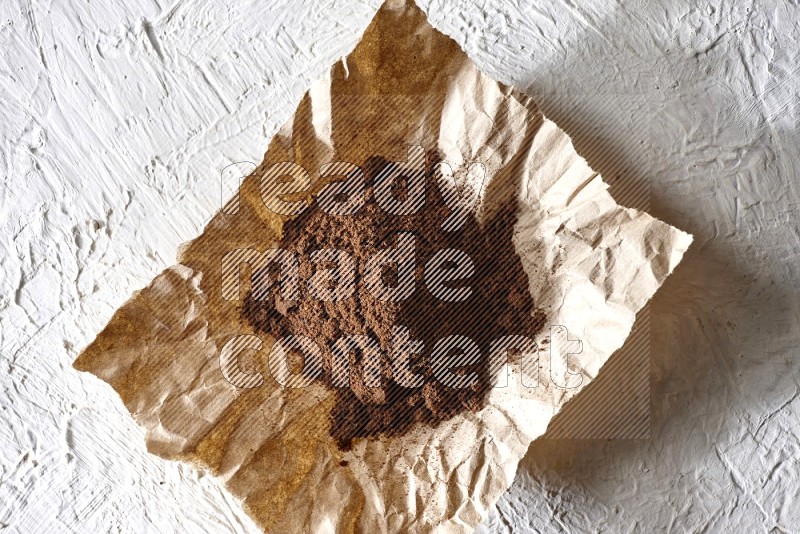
1 0 798 532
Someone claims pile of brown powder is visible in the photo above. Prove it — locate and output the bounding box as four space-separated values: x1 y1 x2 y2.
242 152 545 450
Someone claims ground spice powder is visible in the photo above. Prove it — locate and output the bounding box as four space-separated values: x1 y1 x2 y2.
242 151 546 449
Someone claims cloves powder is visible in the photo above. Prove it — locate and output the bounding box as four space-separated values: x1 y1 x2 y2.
242 151 546 449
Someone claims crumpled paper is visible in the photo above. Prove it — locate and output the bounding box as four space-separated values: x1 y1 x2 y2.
74 0 692 532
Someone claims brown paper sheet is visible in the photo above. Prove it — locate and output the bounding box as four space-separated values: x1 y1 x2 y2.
74 0 693 531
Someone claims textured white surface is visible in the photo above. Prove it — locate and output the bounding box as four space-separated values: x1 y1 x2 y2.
1 0 798 532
